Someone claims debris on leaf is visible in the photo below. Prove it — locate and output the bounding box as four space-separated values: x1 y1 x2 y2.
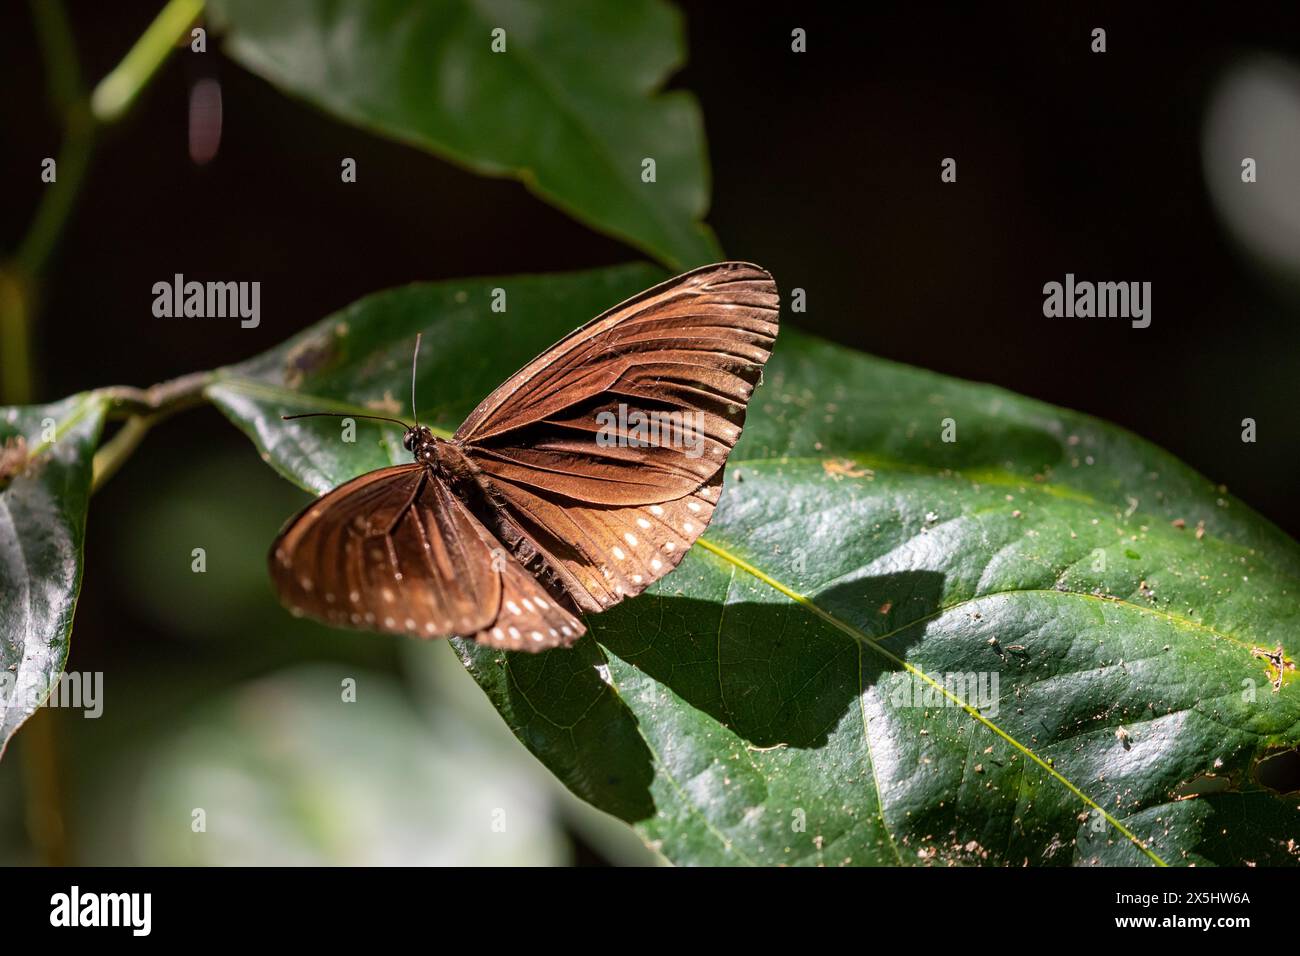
0 434 28 484
282 329 339 388
366 390 403 415
822 457 873 480
1251 645 1295 692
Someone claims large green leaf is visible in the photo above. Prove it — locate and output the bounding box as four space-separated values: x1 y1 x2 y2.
0 393 107 756
210 264 1300 866
208 0 721 271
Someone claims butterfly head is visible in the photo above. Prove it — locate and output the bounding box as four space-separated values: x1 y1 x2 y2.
403 424 438 463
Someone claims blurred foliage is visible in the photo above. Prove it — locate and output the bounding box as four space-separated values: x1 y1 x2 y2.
112 666 569 866
209 0 721 270
1203 55 1300 297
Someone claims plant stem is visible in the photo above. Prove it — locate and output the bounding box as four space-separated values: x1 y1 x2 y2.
29 0 81 112
17 0 92 279
89 370 216 492
0 270 33 407
19 710 68 866
90 0 205 124
13 108 93 280
98 369 216 419
91 415 155 493
6 0 94 405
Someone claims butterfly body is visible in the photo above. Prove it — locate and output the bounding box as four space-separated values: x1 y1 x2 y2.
270 262 779 651
402 424 440 464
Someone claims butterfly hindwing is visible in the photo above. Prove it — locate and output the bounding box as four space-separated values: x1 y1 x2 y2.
474 557 586 651
483 472 723 612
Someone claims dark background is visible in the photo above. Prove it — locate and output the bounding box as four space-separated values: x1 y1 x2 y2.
2 2 1299 864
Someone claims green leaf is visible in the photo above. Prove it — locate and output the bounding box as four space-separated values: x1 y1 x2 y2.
207 0 721 271
0 393 107 756
213 265 1300 866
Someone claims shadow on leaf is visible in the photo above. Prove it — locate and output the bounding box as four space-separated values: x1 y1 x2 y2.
454 570 944 827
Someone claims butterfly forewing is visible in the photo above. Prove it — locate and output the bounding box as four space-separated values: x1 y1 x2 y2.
454 262 777 613
455 262 778 507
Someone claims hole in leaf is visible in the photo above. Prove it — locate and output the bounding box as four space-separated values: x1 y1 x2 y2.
1254 747 1300 794
1173 773 1234 799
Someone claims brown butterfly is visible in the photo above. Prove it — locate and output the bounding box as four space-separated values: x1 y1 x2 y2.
269 262 779 652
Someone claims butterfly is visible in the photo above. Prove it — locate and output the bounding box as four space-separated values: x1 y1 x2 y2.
269 262 779 652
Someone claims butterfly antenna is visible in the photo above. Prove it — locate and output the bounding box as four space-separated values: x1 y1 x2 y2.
281 412 411 429
411 332 422 430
